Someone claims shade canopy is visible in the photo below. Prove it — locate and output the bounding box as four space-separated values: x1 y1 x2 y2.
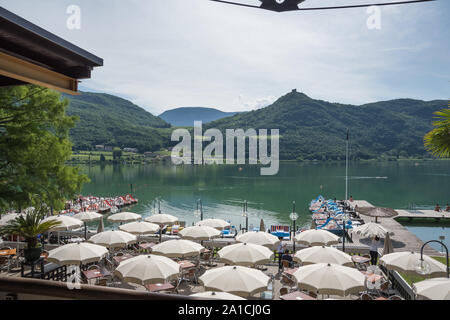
195 218 230 230
379 252 448 277
294 229 340 246
199 266 270 297
413 278 450 300
114 254 180 285
0 213 24 226
217 243 273 267
118 221 160 235
151 239 204 258
293 263 366 296
107 212 141 223
144 213 178 225
356 207 398 222
352 222 393 239
235 231 280 249
42 215 83 231
72 211 103 222
178 225 221 241
88 230 137 248
190 291 246 300
47 242 108 265
294 246 353 266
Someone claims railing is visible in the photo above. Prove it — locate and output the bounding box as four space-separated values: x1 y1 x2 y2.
0 276 196 300
378 264 415 300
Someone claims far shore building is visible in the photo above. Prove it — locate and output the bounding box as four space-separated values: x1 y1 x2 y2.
123 147 138 153
104 146 113 151
95 145 105 150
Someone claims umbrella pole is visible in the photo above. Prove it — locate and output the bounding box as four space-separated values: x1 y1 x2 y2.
84 222 87 241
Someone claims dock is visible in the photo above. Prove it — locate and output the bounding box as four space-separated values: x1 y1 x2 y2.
349 200 444 257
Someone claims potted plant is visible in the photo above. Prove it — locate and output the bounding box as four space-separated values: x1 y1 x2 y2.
0 204 61 262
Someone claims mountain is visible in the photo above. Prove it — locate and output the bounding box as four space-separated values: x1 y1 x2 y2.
63 91 171 152
159 107 239 126
205 90 447 160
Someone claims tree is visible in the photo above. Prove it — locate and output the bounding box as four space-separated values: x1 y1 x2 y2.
100 154 106 162
0 85 89 211
112 147 122 162
424 107 450 158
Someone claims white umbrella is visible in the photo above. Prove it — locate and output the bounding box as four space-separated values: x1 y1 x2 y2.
413 278 450 300
295 229 340 246
293 263 366 296
294 246 353 266
119 221 160 235
114 254 181 285
235 231 280 249
196 218 230 230
145 214 178 242
47 242 108 265
151 239 204 258
190 291 247 300
88 230 137 248
72 211 103 222
144 214 178 225
42 215 83 231
217 243 273 267
107 212 141 223
0 213 24 226
379 252 447 277
352 222 393 239
73 211 103 240
179 226 221 241
199 265 270 297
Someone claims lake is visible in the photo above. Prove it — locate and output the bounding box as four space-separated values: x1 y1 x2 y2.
79 160 450 248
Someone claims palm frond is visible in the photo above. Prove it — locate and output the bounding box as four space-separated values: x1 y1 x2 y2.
424 107 450 158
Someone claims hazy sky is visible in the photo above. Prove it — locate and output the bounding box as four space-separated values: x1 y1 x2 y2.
2 0 449 114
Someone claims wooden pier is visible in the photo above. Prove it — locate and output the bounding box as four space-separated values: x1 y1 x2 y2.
349 200 444 257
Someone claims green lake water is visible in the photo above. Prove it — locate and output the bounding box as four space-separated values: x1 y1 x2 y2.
79 161 450 249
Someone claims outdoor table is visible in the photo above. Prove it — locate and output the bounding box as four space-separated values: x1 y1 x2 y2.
178 260 196 269
83 268 111 281
375 297 388 300
280 291 317 300
352 256 370 264
145 282 175 293
139 242 155 251
113 253 133 265
0 249 16 256
361 271 384 283
283 267 298 276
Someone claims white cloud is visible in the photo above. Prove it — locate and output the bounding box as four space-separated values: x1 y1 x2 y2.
243 96 277 110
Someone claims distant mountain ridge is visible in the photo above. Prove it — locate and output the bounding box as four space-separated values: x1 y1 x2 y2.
159 107 240 126
63 91 171 152
206 90 446 160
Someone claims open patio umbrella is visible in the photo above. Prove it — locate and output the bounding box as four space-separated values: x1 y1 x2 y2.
118 221 160 235
294 229 340 246
356 207 398 223
190 291 247 300
88 230 137 248
151 239 204 258
413 278 450 300
73 211 103 241
0 213 24 226
107 212 141 223
382 232 394 255
217 243 273 267
42 215 84 244
114 254 181 285
178 226 221 241
195 218 230 230
294 246 353 266
47 242 108 265
145 213 178 243
352 222 393 239
235 231 280 249
199 265 270 297
293 263 366 296
379 252 447 277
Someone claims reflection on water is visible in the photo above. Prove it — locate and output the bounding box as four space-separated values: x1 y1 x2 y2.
78 161 450 235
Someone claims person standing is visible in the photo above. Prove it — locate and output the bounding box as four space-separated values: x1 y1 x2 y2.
277 238 285 271
369 236 381 265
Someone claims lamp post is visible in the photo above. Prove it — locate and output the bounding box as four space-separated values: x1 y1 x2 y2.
243 200 248 232
341 212 350 253
200 199 203 221
289 201 298 253
415 240 449 278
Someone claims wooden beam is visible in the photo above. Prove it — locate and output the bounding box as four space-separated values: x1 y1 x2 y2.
0 51 79 95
